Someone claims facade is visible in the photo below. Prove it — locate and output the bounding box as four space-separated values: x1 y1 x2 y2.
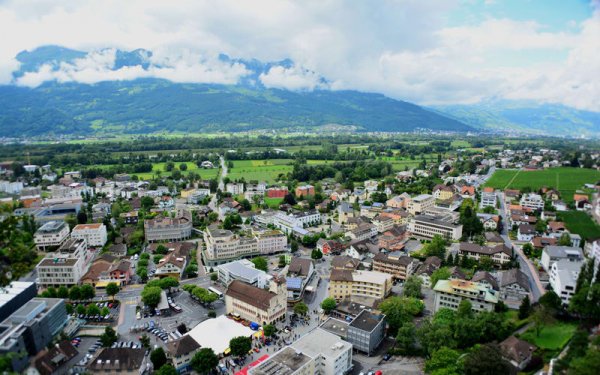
433 279 499 313
414 256 442 287
346 310 386 355
458 242 513 265
433 185 455 200
226 182 244 195
155 253 186 280
520 193 544 210
144 209 193 242
295 185 315 197
500 336 537 371
225 278 287 325
407 194 434 215
517 224 536 242
0 281 37 323
36 238 91 286
541 246 584 272
329 270 392 302
480 191 497 208
217 259 271 289
286 258 315 302
71 223 107 247
34 220 70 251
549 259 584 305
408 215 463 240
347 223 378 241
499 269 531 305
167 335 200 374
203 227 287 266
372 253 416 281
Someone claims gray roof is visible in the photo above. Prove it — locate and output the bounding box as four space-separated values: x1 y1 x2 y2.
218 260 265 280
544 246 583 258
349 310 385 332
500 269 530 291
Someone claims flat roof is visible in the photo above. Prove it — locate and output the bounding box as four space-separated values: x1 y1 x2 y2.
292 328 352 360
349 310 384 332
185 315 254 354
250 347 311 375
219 260 265 280
0 282 35 309
319 318 349 339
352 270 391 285
434 279 499 304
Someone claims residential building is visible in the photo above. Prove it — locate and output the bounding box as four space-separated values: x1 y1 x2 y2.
433 279 499 313
347 310 386 356
520 193 544 210
472 271 499 291
458 242 513 265
499 269 531 305
408 215 463 240
372 215 394 233
217 259 271 289
34 221 70 251
155 253 186 280
295 185 315 197
414 256 442 287
517 224 536 242
226 182 244 195
167 335 200 374
86 348 149 375
81 254 132 287
347 223 377 241
541 246 584 272
119 211 139 224
477 213 499 230
317 239 345 255
144 209 192 242
225 278 287 325
433 184 455 200
34 340 78 375
286 258 315 302
407 194 434 215
0 298 68 372
480 191 497 208
36 238 91 286
329 270 392 302
549 259 584 305
330 256 360 271
203 227 287 266
372 253 416 281
500 336 537 371
266 186 288 198
71 223 108 248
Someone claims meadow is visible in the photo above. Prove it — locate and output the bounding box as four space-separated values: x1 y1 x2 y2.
520 322 577 350
228 159 293 183
485 167 600 201
130 161 219 180
557 211 600 241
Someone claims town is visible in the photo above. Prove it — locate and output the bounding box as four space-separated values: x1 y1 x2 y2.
0 134 599 375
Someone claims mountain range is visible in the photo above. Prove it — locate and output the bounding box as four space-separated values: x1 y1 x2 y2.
1 46 598 137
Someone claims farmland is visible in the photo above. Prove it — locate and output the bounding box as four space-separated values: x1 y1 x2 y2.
132 162 219 180
485 167 600 201
228 159 293 183
557 211 600 241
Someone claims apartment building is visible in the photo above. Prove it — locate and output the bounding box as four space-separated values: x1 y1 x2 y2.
166 335 200 374
433 279 498 313
295 185 315 197
433 185 455 200
407 194 434 215
372 253 416 281
217 259 271 289
272 210 320 233
458 242 513 265
36 238 91 286
71 223 107 248
372 215 394 233
480 191 497 208
144 209 192 242
329 270 392 301
408 215 463 240
226 182 244 195
549 259 584 305
34 220 70 251
203 227 287 266
520 193 544 210
541 245 584 272
347 223 378 241
225 278 287 325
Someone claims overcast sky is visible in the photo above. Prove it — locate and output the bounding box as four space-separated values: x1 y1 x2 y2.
0 0 598 111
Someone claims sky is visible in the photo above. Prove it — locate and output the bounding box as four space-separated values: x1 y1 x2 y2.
0 0 598 111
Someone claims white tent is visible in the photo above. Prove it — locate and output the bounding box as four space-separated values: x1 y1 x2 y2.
185 315 254 354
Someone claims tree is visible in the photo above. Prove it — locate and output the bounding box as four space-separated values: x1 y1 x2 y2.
80 284 95 300
57 286 69 299
155 244 168 254
522 243 534 257
159 276 179 291
87 304 101 316
532 306 555 337
140 334 150 348
463 344 510 375
150 347 168 370
141 196 154 210
278 255 286 267
251 257 268 272
430 267 451 289
457 300 473 319
156 365 178 375
179 163 188 171
479 256 494 271
105 282 120 301
142 286 162 308
379 296 424 335
240 199 251 211
100 326 118 347
69 285 81 300
539 290 562 314
185 264 198 277
311 249 323 259
101 306 110 316
423 235 447 258
294 302 309 316
229 336 252 357
77 211 88 224
283 193 296 206
210 272 218 282
263 324 276 337
518 295 532 319
403 276 422 299
569 348 600 375
396 322 417 355
76 304 86 315
558 232 572 246
425 346 462 375
321 297 337 314
291 240 299 252
191 348 219 374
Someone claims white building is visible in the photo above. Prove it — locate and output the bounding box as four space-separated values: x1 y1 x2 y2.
217 259 272 289
34 221 70 251
433 279 498 313
408 215 463 240
407 194 435 215
226 182 244 195
203 227 287 266
540 246 584 272
0 180 24 194
480 191 497 208
272 210 320 233
549 259 584 305
71 223 107 248
36 238 92 286
520 193 544 210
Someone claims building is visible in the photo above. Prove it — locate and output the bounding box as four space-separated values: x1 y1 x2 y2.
330 256 360 271
414 256 442 287
36 238 91 286
347 223 377 241
458 242 513 265
408 215 463 240
317 239 345 255
480 191 497 208
520 193 544 210
217 259 272 289
185 315 255 355
477 213 499 230
407 194 434 215
81 255 132 287
144 209 192 242
0 298 68 372
329 270 392 302
433 279 499 313
517 224 536 242
119 211 139 224
226 182 244 195
500 336 537 371
549 259 584 305
87 348 149 375
225 278 287 325
372 253 416 281
155 252 187 280
295 185 314 198
203 227 287 266
34 340 79 375
499 269 531 306
433 184 455 200
267 186 288 198
0 282 38 323
167 335 200 374
541 246 584 272
71 223 107 248
251 328 353 375
34 221 70 251
347 310 386 355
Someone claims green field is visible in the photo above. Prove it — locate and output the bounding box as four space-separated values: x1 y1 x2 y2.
485 167 600 201
131 161 219 180
558 211 600 240
520 322 577 350
229 159 293 183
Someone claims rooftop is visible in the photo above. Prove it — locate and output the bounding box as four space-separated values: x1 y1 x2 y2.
292 328 352 360
0 282 36 309
72 223 103 230
36 220 66 233
349 309 385 332
225 280 276 310
251 347 312 375
319 317 349 339
433 279 499 304
185 315 254 354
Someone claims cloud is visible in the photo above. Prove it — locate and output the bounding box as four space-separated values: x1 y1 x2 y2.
0 0 599 111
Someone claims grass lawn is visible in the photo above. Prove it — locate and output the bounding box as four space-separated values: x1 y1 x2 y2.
520 322 577 350
264 197 283 208
485 167 600 202
558 210 600 241
229 160 292 183
134 162 219 180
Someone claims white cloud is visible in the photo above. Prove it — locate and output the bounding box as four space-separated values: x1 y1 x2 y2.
0 0 599 111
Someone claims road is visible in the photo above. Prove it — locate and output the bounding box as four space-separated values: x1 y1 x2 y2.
497 191 544 301
209 155 227 212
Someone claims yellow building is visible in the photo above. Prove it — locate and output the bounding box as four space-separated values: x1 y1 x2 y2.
328 269 392 301
225 277 287 325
